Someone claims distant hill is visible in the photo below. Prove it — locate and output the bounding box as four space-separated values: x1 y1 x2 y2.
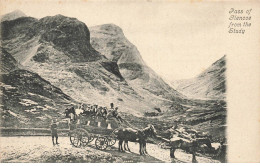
171 56 226 100
0 10 26 22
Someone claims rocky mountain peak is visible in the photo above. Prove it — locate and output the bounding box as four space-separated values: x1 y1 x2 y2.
90 24 145 65
0 10 26 22
1 13 105 63
38 14 104 62
90 24 124 36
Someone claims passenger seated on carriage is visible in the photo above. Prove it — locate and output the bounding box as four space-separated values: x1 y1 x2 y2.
96 106 103 117
83 106 91 116
113 107 123 123
75 104 84 117
66 106 76 121
101 107 108 118
93 105 98 115
109 103 114 111
65 108 70 118
89 105 95 115
112 107 118 117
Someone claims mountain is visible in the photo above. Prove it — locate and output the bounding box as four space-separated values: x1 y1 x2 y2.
90 24 145 65
0 10 26 22
0 14 159 115
1 15 104 63
0 48 75 128
0 11 226 140
171 56 226 100
90 24 183 107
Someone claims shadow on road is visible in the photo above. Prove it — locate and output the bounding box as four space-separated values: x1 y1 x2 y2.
87 144 164 163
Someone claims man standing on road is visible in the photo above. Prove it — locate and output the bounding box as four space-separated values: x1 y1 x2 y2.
51 119 59 146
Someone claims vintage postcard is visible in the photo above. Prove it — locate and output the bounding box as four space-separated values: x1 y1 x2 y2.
0 0 259 163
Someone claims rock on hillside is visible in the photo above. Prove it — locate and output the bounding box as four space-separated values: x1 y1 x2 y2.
90 24 183 109
172 56 226 100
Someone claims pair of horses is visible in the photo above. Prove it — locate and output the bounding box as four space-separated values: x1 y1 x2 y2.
113 124 213 163
112 124 157 155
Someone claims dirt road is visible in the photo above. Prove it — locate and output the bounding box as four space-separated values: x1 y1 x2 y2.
0 136 219 163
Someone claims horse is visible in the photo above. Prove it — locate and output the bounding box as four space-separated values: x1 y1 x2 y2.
167 137 212 163
112 124 157 155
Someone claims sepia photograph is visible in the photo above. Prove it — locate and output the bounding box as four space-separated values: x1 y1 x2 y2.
0 0 259 163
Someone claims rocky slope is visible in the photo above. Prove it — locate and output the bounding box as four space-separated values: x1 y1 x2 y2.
90 24 226 139
90 24 183 109
171 56 226 100
0 48 74 128
0 14 161 115
0 47 19 73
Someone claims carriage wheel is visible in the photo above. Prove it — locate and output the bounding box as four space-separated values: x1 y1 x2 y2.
70 133 81 147
70 128 89 147
88 134 95 143
95 136 108 150
80 130 90 147
106 136 116 146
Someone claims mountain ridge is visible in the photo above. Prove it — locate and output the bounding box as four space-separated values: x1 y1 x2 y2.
171 56 226 100
1 14 168 115
90 24 184 103
0 11 226 141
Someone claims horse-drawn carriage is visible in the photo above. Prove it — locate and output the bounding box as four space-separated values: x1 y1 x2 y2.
62 105 225 162
64 106 120 150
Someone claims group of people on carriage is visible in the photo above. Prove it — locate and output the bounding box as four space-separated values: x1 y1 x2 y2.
65 102 123 123
61 103 226 163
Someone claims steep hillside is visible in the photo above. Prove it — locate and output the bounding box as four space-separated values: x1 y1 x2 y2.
89 24 227 139
90 24 145 65
90 24 183 106
0 48 75 128
0 47 19 73
0 14 154 115
172 56 226 100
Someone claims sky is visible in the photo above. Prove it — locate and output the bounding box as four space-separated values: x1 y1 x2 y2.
1 0 226 80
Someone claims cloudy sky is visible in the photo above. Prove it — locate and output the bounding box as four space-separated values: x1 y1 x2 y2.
1 0 226 80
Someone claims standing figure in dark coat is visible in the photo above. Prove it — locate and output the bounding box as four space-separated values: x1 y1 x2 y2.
51 119 59 146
